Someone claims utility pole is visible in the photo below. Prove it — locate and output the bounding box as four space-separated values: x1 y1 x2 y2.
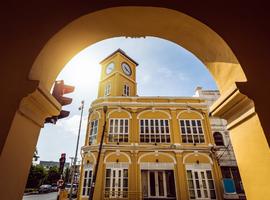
69 100 84 200
89 106 108 200
69 157 74 183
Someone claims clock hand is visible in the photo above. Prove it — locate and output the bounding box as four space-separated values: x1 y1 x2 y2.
125 66 130 72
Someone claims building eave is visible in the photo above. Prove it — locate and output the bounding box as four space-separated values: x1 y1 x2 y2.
99 48 139 66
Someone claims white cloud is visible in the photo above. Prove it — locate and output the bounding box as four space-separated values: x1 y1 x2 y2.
157 67 173 78
56 114 88 135
177 72 189 81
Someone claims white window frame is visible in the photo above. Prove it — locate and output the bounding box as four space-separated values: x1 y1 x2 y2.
123 84 130 96
179 119 205 144
108 118 129 143
148 171 167 198
185 164 216 200
81 165 93 197
105 165 128 198
105 83 111 96
139 119 171 143
89 120 98 145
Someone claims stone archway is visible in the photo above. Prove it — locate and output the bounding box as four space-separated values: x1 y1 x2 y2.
30 7 246 92
1 6 269 200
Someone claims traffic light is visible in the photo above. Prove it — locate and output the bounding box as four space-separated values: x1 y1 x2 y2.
45 80 75 124
59 153 66 174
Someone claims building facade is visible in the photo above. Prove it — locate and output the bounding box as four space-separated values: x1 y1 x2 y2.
194 88 246 199
78 49 224 200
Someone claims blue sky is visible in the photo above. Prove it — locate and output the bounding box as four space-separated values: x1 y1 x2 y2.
37 37 217 163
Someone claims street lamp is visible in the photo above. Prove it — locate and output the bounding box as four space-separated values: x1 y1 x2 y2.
69 100 84 200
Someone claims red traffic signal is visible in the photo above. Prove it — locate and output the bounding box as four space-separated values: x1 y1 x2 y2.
59 153 66 162
45 80 75 124
59 153 66 174
58 110 70 120
52 80 74 105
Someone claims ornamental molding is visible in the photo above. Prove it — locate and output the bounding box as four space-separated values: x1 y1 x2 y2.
137 109 171 119
138 152 176 164
183 152 213 165
104 151 131 164
91 101 208 109
107 108 132 119
89 109 101 120
19 85 61 127
210 85 255 130
176 109 204 119
81 144 213 153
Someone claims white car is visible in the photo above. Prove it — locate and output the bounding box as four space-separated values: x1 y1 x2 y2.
38 184 52 193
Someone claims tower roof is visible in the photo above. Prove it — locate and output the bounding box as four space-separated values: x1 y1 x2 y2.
99 48 138 66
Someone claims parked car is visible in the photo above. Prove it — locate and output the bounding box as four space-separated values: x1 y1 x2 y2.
38 184 52 193
51 183 58 192
65 183 78 197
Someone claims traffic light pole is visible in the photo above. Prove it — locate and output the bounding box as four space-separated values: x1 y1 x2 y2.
69 100 84 200
89 106 108 200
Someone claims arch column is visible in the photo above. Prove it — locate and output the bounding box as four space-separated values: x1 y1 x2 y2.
170 110 181 144
130 150 139 199
175 151 188 200
0 86 61 200
211 85 270 200
131 111 138 143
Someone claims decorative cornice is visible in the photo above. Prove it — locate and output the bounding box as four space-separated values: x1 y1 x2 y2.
91 101 208 109
18 85 61 127
95 96 204 101
210 85 255 130
81 143 212 153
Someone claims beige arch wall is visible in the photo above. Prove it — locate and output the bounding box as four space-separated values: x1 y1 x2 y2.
29 7 246 94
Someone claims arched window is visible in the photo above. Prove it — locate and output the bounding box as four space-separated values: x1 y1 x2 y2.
213 132 224 146
89 120 98 145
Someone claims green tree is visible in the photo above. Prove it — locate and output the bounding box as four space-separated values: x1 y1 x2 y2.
64 167 70 183
45 166 61 184
26 165 47 188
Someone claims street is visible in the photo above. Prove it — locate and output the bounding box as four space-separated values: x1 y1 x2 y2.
23 192 57 200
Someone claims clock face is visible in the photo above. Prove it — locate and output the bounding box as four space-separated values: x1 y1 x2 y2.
106 62 115 75
121 62 132 76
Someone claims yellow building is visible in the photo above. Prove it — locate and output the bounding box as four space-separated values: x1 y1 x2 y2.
78 49 223 200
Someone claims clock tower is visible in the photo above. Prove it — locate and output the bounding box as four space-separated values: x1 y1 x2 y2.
98 49 138 97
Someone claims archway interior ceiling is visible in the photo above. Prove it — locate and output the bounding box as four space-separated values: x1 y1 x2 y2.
30 7 246 95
